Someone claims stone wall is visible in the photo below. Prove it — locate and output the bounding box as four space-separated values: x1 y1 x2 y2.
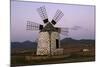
36 32 63 55
37 32 50 55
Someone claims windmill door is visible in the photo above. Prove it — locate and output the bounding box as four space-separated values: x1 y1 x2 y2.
56 39 59 48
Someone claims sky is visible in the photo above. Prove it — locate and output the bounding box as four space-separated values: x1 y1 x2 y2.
11 1 95 42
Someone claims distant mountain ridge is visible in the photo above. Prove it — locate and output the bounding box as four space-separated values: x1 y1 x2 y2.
61 38 95 44
11 40 37 49
61 38 95 48
11 38 95 49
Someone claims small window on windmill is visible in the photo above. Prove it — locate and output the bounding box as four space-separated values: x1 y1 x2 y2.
39 25 43 30
56 39 59 48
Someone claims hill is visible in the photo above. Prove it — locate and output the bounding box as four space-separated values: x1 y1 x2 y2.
11 40 37 49
11 38 95 50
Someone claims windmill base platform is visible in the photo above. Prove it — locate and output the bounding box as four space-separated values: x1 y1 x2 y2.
37 48 63 56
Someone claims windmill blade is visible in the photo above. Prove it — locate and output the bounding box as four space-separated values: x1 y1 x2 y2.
70 26 82 30
59 26 81 36
26 21 43 31
51 9 64 25
37 6 49 24
58 27 69 36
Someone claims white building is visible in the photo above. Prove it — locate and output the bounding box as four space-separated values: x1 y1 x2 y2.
36 22 63 56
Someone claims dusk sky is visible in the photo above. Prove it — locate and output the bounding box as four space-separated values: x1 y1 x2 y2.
11 1 95 42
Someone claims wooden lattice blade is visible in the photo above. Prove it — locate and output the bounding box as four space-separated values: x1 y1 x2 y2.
26 21 43 31
37 6 49 24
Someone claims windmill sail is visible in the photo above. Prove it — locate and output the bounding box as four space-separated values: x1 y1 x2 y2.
26 21 43 31
70 26 81 30
51 9 64 25
58 27 69 36
59 26 81 36
37 6 49 24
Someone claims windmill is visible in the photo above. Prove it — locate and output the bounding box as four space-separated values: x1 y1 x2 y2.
26 6 69 56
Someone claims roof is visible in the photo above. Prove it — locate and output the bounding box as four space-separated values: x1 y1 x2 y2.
41 22 59 32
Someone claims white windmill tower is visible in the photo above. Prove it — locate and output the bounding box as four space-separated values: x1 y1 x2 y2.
26 6 69 56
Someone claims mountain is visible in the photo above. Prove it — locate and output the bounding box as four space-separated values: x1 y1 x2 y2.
61 38 78 45
11 38 95 49
11 40 37 49
61 38 95 48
